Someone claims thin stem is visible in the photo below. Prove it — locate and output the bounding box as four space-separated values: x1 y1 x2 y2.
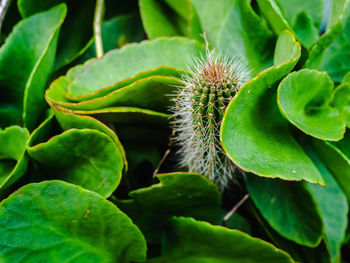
0 0 11 34
153 149 171 177
93 0 104 58
222 194 249 226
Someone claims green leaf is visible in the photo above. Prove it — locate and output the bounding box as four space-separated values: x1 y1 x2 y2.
140 0 201 40
313 134 350 201
256 0 291 34
274 0 324 29
0 126 29 192
119 172 222 243
18 0 95 70
66 37 204 99
257 0 322 48
27 128 124 197
327 0 347 31
292 11 319 49
306 144 348 262
50 107 128 169
193 0 275 76
47 74 182 113
47 65 183 104
246 175 324 247
219 0 275 76
305 13 350 82
129 172 221 216
150 217 294 263
331 83 350 128
0 180 146 263
82 14 145 59
221 30 324 184
0 4 66 130
277 69 346 141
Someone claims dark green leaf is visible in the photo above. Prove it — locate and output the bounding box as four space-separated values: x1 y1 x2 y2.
150 217 294 263
221 30 324 184
0 180 146 262
129 172 221 216
0 126 29 192
306 144 348 262
27 128 124 197
18 0 95 70
313 135 350 201
140 0 201 40
246 175 324 247
0 4 66 130
65 37 204 99
331 83 350 128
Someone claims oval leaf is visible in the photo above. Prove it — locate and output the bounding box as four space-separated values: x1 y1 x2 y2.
221 30 324 184
150 217 294 263
246 174 324 247
0 4 66 130
27 128 124 197
0 180 146 262
66 37 204 99
277 69 346 141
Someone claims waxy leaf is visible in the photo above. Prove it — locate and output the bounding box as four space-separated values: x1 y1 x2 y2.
0 180 146 262
313 134 350 201
306 145 348 262
246 175 324 247
50 107 128 171
129 172 221 216
150 217 294 263
48 75 182 112
27 128 124 197
18 0 95 70
66 37 205 99
257 0 322 48
277 69 346 141
192 0 275 76
0 126 29 192
305 9 350 82
0 4 66 130
120 172 222 243
331 83 350 128
221 30 324 185
140 0 201 40
82 14 145 59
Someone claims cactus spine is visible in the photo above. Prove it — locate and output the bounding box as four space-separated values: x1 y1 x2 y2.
172 48 248 190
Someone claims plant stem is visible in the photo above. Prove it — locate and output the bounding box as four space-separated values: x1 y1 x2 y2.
0 0 11 34
93 0 104 58
222 194 249 226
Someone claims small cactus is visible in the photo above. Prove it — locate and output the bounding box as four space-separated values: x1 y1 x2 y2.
172 47 248 190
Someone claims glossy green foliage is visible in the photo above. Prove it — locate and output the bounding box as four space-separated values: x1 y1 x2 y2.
0 4 66 130
192 0 275 76
306 145 348 262
66 37 204 99
246 174 323 247
150 217 294 263
278 69 346 141
221 30 324 185
0 126 29 192
129 172 221 215
0 181 146 263
256 0 323 48
18 0 95 70
140 0 201 40
1 0 350 261
305 2 350 82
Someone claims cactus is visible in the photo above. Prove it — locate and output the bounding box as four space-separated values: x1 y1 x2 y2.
172 48 248 190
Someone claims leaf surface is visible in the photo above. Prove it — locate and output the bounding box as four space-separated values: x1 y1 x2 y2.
0 180 146 263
